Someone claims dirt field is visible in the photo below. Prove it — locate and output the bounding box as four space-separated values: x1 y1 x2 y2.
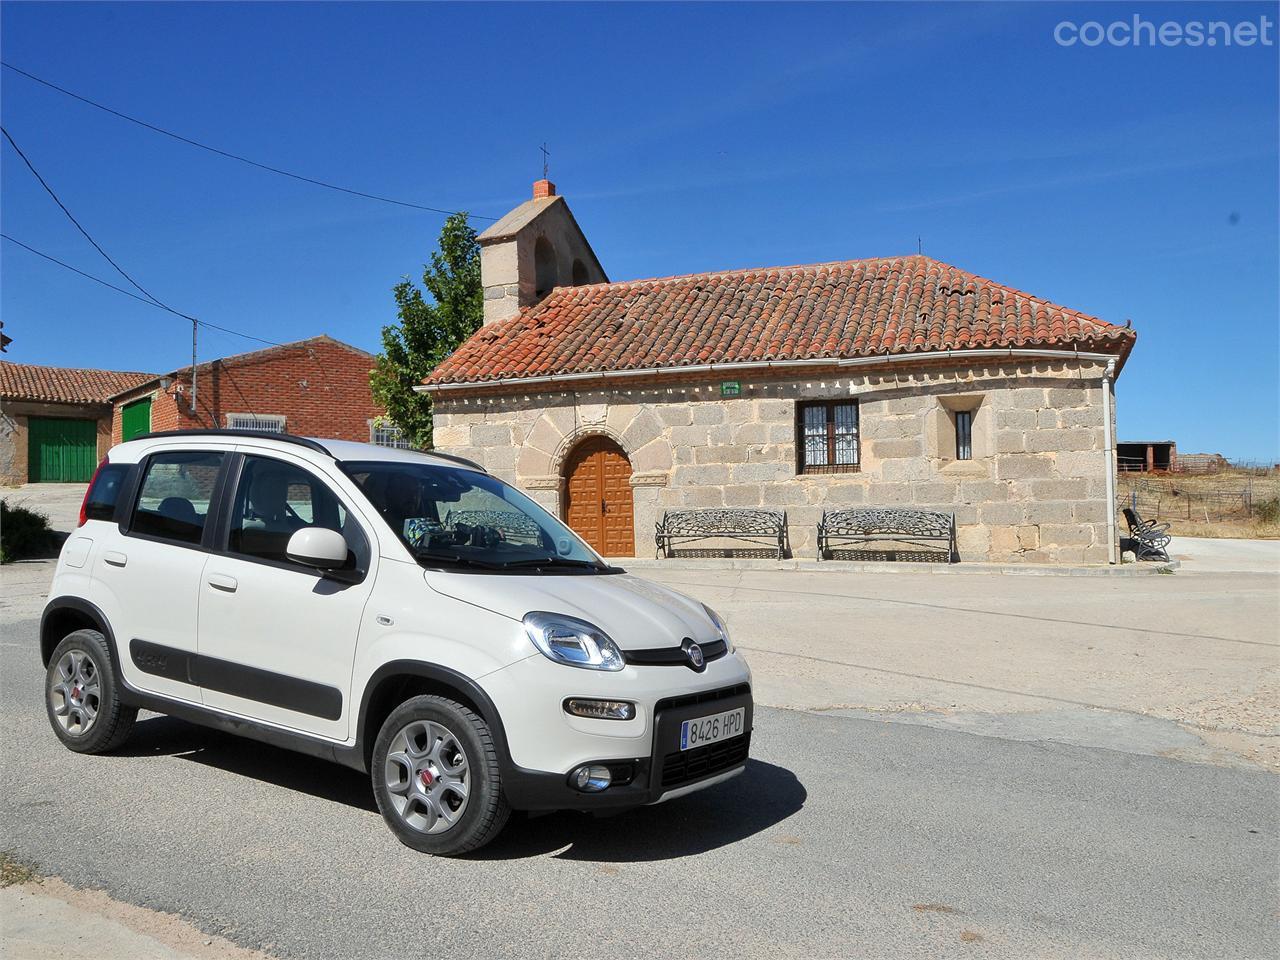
1121 468 1280 540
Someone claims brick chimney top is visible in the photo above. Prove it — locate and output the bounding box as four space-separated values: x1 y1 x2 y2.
532 179 556 199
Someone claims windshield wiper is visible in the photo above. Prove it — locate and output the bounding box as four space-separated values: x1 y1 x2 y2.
411 550 506 570
500 556 606 571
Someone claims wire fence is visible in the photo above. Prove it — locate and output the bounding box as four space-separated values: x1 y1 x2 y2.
1123 475 1276 522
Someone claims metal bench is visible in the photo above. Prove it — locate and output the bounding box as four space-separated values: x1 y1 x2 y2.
444 509 542 543
655 508 788 560
817 507 957 562
1122 507 1172 562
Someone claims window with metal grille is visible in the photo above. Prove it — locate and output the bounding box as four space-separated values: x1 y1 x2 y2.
955 410 973 460
370 422 413 449
226 413 286 433
797 400 859 474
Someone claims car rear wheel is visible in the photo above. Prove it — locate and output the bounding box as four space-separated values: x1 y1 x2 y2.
45 629 137 753
371 695 510 856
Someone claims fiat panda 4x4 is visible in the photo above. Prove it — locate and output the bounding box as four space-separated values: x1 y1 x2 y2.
40 430 753 855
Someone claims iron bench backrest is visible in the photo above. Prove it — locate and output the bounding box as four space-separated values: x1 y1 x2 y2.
656 508 788 559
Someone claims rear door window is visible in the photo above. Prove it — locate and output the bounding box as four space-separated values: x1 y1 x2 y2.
131 451 225 546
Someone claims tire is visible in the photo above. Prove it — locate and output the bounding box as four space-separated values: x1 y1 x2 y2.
45 629 137 754
371 694 510 856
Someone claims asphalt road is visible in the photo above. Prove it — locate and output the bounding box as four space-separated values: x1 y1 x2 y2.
3 615 1277 959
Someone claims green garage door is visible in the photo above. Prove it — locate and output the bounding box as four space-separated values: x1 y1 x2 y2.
28 418 98 482
121 397 152 442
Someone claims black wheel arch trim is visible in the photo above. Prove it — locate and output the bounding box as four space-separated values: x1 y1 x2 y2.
40 596 120 669
354 660 513 772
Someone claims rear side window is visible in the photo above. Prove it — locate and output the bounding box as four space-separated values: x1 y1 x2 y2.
131 451 225 545
82 464 130 523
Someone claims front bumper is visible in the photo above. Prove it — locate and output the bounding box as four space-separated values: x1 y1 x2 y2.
500 682 754 811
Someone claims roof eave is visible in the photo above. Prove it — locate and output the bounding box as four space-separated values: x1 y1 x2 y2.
419 344 1131 396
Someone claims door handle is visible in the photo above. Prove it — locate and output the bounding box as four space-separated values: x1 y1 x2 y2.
103 551 127 568
207 574 238 593
601 499 607 514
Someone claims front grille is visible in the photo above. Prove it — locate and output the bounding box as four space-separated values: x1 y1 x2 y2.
625 639 728 667
660 732 750 789
655 683 750 714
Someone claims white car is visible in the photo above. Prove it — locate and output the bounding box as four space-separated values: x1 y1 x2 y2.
40 430 753 855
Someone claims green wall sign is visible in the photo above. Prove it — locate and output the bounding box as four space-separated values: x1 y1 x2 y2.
720 380 741 397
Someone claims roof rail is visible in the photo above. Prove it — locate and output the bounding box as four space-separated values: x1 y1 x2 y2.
131 429 334 458
423 450 486 472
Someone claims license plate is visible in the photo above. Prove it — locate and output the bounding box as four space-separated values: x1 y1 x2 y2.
680 707 745 751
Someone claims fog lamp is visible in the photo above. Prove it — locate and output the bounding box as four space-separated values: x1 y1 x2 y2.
564 698 636 721
570 764 613 792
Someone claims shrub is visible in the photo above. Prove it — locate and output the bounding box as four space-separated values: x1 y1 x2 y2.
0 500 54 563
1256 498 1280 524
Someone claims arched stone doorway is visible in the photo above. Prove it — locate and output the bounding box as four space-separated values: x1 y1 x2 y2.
562 436 635 557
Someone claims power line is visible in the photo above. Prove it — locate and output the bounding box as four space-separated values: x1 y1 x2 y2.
1 234 282 346
2 124 174 311
2 233 168 309
1 60 498 221
3 125 282 349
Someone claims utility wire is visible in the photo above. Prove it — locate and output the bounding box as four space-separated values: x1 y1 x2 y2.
1 234 282 346
1 61 498 220
3 126 280 346
2 233 169 310
2 124 175 311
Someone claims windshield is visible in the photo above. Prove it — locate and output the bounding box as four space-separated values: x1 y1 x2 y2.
341 460 609 573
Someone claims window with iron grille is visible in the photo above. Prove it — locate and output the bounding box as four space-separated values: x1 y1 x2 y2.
226 413 286 433
370 422 413 449
797 400 859 474
955 410 973 460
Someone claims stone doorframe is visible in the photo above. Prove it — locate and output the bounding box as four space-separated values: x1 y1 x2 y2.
514 404 673 555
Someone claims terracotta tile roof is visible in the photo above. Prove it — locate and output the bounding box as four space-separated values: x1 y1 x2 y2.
425 255 1136 389
0 361 156 404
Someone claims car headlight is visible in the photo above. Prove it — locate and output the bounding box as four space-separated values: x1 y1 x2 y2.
523 612 625 671
702 603 733 652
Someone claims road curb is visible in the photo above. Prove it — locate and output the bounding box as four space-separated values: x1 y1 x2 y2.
611 557 1182 577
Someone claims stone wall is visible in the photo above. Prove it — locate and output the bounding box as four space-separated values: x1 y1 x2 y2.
432 358 1117 563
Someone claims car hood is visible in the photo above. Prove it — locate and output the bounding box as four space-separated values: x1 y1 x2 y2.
421 570 718 651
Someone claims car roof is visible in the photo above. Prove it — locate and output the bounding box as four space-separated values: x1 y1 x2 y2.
319 439 482 470
110 430 484 472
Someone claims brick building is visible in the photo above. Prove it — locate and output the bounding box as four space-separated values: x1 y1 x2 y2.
423 181 1138 564
1 363 155 484
110 335 386 445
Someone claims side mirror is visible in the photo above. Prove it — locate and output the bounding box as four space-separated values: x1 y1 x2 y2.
286 527 350 570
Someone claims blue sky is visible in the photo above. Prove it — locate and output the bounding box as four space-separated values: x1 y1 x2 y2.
2 1 1277 459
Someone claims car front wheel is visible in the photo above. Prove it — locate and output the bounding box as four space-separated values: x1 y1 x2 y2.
371 695 510 856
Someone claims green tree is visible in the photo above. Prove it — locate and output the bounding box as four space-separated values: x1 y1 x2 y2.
370 212 482 448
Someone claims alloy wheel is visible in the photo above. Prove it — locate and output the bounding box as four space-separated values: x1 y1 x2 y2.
383 720 471 834
50 650 101 737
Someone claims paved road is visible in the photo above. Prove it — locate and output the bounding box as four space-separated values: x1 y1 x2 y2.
3 614 1276 959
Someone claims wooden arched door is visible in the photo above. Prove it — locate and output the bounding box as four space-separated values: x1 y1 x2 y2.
563 436 635 557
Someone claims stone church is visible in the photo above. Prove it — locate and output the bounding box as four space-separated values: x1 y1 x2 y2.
423 180 1137 563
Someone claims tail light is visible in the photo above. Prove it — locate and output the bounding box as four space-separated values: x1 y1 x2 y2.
78 459 108 527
